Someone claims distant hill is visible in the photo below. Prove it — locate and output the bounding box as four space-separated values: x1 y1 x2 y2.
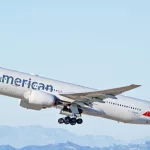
0 126 124 148
1 142 150 150
0 143 99 150
0 126 149 148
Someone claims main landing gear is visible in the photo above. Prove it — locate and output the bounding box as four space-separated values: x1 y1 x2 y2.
58 116 83 125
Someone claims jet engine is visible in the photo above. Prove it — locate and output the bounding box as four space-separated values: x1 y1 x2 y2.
20 100 42 110
23 90 56 107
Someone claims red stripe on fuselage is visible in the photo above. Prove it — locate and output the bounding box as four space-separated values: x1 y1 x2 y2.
143 111 150 117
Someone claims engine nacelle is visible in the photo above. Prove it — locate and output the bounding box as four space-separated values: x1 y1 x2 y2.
24 90 56 107
20 100 42 110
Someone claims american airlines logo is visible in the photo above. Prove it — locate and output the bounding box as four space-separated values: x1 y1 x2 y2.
0 75 53 92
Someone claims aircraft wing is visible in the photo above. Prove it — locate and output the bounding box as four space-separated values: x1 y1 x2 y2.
60 84 141 104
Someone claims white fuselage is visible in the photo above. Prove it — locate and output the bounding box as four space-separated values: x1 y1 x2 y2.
0 67 150 125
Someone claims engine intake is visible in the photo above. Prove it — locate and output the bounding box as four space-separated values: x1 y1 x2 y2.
24 90 56 107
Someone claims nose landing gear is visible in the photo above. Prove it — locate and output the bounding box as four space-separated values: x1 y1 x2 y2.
58 116 83 125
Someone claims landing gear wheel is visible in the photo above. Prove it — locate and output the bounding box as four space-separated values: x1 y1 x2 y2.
65 116 70 122
76 118 83 124
64 117 70 125
58 118 64 124
70 122 76 125
69 118 76 125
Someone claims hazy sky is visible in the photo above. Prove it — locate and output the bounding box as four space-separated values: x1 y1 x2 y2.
0 0 150 141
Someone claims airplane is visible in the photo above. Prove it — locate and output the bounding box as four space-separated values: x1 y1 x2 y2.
0 67 150 126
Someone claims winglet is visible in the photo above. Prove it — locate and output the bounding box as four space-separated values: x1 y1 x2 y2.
130 84 141 88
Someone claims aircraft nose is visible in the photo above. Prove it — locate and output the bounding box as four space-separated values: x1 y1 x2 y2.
143 111 150 117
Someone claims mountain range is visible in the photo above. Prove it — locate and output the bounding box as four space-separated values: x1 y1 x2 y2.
0 126 148 148
0 126 123 148
1 141 150 150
